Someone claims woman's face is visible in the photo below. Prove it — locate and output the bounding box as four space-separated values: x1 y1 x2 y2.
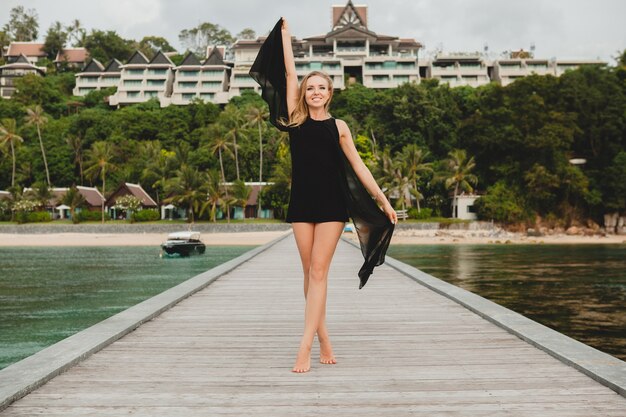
304 75 330 110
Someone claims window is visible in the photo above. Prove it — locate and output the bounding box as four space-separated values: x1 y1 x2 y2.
180 70 199 77
146 80 164 86
397 62 415 69
366 63 383 70
309 62 322 70
460 62 480 69
462 76 478 81
467 205 476 213
202 81 221 88
182 93 195 100
202 70 223 76
127 91 140 98
146 69 167 75
126 69 144 75
145 91 158 98
82 76 99 83
234 74 252 80
373 75 389 82
295 63 309 70
322 63 339 70
394 75 409 83
124 80 142 87
179 81 197 89
382 61 397 69
200 93 214 100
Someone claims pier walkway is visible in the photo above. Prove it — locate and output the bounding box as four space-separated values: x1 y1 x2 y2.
1 233 625 416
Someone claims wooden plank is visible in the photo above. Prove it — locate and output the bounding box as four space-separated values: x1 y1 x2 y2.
2 234 626 416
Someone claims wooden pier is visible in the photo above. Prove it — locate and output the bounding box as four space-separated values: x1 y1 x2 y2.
1 233 625 416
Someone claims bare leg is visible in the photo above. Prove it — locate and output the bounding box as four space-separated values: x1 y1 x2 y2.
292 222 343 373
293 223 336 365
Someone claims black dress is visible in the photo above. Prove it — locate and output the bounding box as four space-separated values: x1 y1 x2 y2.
249 18 394 289
286 117 350 224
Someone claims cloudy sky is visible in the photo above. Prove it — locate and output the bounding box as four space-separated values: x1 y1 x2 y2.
2 0 624 62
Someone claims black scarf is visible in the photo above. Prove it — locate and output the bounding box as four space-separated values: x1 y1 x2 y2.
250 18 394 289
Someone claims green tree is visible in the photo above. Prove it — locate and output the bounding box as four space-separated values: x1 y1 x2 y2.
43 21 67 60
66 19 86 47
232 179 251 221
399 144 433 211
66 135 84 184
236 28 256 40
179 22 234 56
84 141 117 223
24 105 51 186
164 165 207 223
200 170 224 222
26 181 52 210
61 185 87 223
83 29 134 63
221 104 246 180
0 118 24 187
441 149 478 218
246 103 269 216
137 36 176 59
3 6 39 42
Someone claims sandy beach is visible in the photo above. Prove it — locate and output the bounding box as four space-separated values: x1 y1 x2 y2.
0 228 624 246
0 231 291 247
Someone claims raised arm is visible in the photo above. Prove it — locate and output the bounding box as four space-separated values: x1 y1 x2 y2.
336 119 397 224
281 18 298 118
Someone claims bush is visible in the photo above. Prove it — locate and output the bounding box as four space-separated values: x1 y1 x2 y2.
408 207 432 219
76 210 110 222
474 182 531 224
16 211 52 224
132 210 160 222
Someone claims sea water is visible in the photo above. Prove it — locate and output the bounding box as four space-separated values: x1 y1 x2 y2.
0 245 255 369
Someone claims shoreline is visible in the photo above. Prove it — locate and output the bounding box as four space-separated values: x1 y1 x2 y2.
0 229 624 246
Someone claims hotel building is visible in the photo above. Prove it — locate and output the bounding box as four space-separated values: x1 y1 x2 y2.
64 0 606 107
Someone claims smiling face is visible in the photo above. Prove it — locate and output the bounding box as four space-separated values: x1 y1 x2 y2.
304 75 331 110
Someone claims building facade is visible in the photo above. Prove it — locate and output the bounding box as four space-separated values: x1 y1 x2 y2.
73 58 122 96
0 54 46 98
65 0 608 107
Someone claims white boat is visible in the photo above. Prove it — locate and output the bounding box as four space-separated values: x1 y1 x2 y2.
160 231 206 257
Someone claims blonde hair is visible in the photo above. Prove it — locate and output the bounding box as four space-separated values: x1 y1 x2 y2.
282 71 334 128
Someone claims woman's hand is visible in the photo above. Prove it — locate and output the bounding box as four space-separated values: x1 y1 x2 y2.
382 202 397 225
281 17 289 32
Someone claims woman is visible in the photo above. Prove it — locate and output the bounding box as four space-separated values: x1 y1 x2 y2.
252 18 397 373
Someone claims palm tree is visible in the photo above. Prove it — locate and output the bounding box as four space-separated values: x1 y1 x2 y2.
400 144 433 212
62 186 87 223
246 104 269 217
66 135 84 184
139 141 175 205
442 149 478 218
0 118 24 187
164 165 207 223
28 181 52 211
84 141 117 223
232 179 252 221
222 105 246 180
200 170 224 222
25 105 51 187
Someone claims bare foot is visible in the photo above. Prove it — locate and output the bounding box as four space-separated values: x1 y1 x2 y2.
292 345 311 373
319 339 337 365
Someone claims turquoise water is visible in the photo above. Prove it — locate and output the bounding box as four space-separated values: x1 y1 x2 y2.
0 246 255 369
387 244 626 361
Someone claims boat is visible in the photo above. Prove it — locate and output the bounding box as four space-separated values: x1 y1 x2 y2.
160 231 206 257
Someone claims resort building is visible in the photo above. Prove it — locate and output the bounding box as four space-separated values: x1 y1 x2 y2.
72 58 122 96
21 186 105 219
428 53 491 88
167 47 230 105
0 54 46 98
105 182 158 220
452 193 479 220
4 42 46 65
54 47 89 70
108 51 175 107
229 0 421 95
63 0 608 107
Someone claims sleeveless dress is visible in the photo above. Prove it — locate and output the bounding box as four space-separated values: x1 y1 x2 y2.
249 17 395 289
285 117 350 224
